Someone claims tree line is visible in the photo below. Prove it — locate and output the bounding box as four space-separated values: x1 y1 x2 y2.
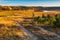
0 6 44 11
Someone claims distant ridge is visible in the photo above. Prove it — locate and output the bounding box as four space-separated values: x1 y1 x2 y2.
44 7 60 11
0 5 60 11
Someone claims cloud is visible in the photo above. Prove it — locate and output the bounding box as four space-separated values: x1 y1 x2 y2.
0 0 60 6
2 0 60 1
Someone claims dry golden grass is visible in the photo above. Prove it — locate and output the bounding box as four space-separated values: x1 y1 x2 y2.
0 10 60 40
0 10 60 25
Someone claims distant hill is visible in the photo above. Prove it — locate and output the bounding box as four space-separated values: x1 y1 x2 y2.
0 6 60 11
44 7 60 11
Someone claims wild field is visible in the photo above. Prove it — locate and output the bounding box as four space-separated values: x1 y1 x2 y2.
0 10 60 40
0 10 60 26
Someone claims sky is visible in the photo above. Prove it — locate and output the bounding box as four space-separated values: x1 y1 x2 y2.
0 0 60 7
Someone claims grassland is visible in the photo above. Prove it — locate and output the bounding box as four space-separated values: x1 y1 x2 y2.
0 10 60 27
0 10 60 40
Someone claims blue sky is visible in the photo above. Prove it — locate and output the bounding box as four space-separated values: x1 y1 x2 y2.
0 0 60 6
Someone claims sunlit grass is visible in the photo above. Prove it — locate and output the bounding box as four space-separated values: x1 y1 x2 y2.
0 10 60 40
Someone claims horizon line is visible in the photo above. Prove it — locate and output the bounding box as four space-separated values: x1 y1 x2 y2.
1 5 60 7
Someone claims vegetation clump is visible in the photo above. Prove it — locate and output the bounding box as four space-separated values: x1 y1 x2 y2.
34 14 60 28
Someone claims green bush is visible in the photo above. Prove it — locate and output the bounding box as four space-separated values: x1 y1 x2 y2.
34 14 60 28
